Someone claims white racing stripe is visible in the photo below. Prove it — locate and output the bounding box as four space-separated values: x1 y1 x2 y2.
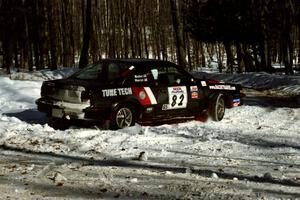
144 87 157 105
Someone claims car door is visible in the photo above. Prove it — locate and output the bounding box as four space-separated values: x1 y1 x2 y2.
128 66 166 119
154 64 199 118
129 65 180 119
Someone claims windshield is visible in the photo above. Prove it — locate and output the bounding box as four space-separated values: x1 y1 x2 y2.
71 63 103 80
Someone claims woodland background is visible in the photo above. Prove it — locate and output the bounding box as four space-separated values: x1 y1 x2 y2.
0 0 299 74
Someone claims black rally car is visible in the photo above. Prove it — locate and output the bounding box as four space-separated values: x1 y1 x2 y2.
36 59 244 129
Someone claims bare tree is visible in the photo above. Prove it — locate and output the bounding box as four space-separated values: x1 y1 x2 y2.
79 0 92 68
170 0 187 68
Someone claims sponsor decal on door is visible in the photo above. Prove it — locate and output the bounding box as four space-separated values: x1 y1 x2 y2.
190 85 199 99
162 86 187 110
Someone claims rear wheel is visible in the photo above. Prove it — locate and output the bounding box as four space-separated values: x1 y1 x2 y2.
48 117 70 130
210 94 225 121
110 105 135 129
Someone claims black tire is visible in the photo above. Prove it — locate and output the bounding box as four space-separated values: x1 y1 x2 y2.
48 117 70 130
210 94 225 121
110 105 135 129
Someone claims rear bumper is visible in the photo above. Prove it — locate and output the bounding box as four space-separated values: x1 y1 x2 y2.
36 97 91 120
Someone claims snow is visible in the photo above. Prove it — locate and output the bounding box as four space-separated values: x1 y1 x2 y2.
9 68 78 81
0 69 299 199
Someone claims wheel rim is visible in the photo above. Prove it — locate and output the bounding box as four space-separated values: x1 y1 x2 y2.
116 107 133 128
216 97 225 119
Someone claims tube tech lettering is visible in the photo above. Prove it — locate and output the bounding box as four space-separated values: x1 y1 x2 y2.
102 88 133 97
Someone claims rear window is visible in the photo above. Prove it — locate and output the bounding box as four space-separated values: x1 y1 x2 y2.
71 62 134 84
71 63 104 80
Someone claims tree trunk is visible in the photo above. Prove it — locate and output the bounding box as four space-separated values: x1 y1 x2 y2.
236 43 245 73
224 41 234 73
298 24 300 65
14 44 19 72
283 38 294 74
143 25 149 59
252 46 260 71
243 45 254 72
24 8 33 72
61 0 74 67
259 40 272 72
123 1 129 58
200 42 206 67
218 43 224 73
282 2 294 75
170 0 187 68
186 35 192 70
79 0 92 68
47 0 58 70
32 0 40 70
3 38 13 73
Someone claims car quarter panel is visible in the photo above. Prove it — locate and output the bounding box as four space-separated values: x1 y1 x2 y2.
198 80 244 107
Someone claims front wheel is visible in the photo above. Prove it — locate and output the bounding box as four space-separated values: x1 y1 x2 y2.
110 105 135 129
210 94 225 121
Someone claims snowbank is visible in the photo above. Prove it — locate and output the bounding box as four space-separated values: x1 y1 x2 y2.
10 68 78 81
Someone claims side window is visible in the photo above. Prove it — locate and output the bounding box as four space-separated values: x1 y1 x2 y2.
107 63 132 85
156 65 189 85
108 63 120 81
156 66 169 85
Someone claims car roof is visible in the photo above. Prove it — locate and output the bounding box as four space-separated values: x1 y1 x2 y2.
99 58 177 67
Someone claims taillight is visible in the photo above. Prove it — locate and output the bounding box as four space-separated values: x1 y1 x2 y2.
81 91 90 102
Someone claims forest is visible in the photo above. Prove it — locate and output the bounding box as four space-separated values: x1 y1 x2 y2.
0 0 299 74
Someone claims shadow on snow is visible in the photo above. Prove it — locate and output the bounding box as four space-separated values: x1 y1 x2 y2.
4 109 48 125
243 95 300 108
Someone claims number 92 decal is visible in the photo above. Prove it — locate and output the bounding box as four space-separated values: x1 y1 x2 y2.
162 86 188 110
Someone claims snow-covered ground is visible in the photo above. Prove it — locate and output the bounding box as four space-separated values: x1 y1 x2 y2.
0 69 299 199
